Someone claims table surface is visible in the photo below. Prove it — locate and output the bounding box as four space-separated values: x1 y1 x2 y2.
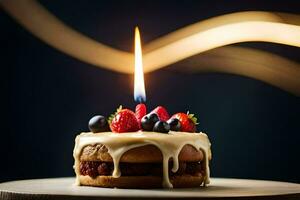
0 177 300 200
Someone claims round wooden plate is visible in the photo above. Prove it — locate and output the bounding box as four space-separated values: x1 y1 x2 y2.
0 177 299 200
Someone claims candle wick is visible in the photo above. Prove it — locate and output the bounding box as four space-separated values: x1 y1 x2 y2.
136 96 145 104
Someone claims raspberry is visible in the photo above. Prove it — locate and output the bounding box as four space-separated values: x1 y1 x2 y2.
150 106 170 121
135 103 147 127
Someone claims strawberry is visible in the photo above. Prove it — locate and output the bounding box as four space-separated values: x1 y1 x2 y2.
150 106 170 121
109 106 139 133
171 112 198 132
135 103 147 122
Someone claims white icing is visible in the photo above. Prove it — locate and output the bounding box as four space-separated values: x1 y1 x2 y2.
73 131 211 188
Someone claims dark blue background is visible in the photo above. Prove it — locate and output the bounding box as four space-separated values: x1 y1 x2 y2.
1 0 300 183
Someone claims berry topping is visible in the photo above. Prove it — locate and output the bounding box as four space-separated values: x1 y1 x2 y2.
171 112 198 132
167 118 181 131
80 161 99 178
153 121 170 133
141 113 159 131
109 106 140 133
88 115 110 133
150 106 170 121
135 103 147 126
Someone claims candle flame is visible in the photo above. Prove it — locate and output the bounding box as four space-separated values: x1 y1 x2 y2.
134 27 146 102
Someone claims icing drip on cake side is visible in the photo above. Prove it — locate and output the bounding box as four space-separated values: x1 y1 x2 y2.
73 131 211 188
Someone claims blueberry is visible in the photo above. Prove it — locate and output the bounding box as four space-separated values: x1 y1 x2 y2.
141 113 159 131
153 121 170 133
148 113 160 123
88 115 109 133
167 118 181 131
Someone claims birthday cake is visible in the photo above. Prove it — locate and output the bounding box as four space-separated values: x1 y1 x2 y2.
73 105 211 188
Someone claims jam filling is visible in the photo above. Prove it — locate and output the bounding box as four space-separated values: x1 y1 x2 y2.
80 161 204 178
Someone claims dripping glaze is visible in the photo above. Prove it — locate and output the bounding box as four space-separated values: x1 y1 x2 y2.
73 131 211 188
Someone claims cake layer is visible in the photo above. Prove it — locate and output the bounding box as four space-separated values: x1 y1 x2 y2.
78 175 205 188
80 144 204 162
80 161 203 177
74 131 211 188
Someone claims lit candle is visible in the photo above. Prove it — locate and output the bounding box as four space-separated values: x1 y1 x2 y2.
134 27 147 122
134 27 146 103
